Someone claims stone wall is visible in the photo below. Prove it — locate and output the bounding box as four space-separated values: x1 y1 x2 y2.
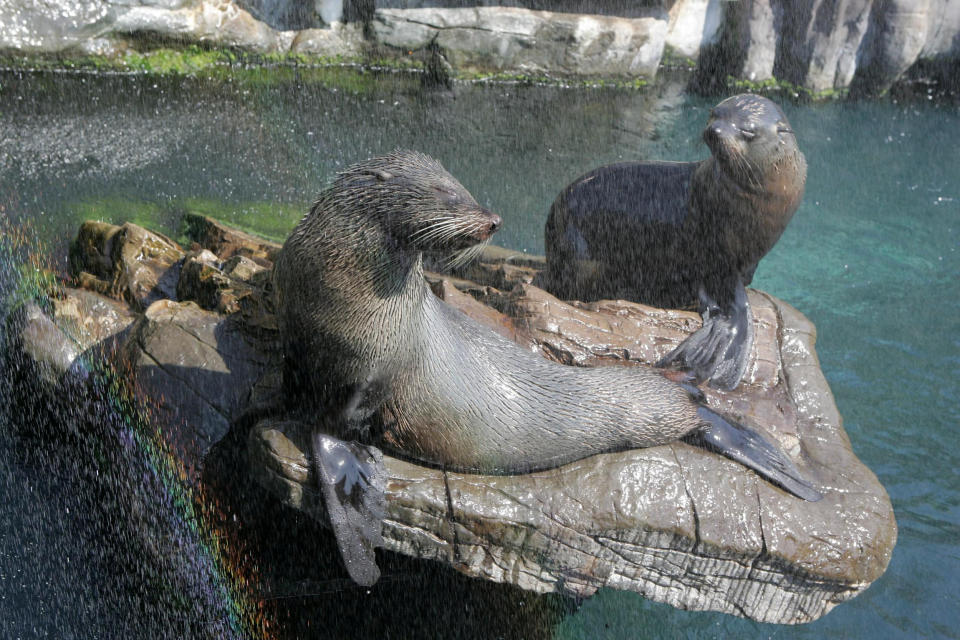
1 0 958 93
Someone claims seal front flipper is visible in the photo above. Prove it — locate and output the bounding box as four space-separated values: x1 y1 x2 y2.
689 406 823 502
312 432 386 586
657 282 754 391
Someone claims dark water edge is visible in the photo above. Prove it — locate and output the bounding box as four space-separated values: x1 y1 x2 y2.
1 68 958 639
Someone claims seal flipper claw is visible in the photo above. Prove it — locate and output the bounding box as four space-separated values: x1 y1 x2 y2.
658 282 754 391
312 432 387 586
689 407 823 502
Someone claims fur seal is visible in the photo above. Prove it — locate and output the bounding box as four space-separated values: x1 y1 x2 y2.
544 94 807 390
273 150 820 585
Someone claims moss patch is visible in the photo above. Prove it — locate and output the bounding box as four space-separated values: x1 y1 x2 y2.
725 75 849 102
176 198 304 243
58 195 303 248
2 45 662 91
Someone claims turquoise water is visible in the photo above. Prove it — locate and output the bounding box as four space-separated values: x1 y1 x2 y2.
0 70 957 638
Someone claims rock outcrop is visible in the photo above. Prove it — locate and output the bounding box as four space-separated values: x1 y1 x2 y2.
372 7 667 78
704 0 960 95
4 214 897 625
1 0 957 94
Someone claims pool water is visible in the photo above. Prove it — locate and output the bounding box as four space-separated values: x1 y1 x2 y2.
0 69 957 638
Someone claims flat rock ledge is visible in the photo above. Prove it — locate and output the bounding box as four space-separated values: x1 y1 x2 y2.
19 215 895 625
252 293 895 625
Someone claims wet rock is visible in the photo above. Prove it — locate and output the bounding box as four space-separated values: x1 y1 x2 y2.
6 288 137 391
69 220 184 312
176 249 265 316
8 301 84 387
373 7 667 78
251 287 896 625
49 217 895 625
51 287 138 354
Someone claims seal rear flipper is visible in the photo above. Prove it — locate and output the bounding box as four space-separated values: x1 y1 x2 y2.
312 432 387 586
689 406 823 502
657 283 754 391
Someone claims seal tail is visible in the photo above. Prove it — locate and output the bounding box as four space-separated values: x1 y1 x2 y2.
690 406 823 502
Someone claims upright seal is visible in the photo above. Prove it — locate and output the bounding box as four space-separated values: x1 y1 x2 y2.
544 94 807 390
273 150 820 586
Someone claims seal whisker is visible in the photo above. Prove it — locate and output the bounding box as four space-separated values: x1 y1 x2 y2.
410 217 459 240
443 239 488 270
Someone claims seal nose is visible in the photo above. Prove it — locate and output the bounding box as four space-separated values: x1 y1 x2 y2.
703 124 723 146
703 120 736 150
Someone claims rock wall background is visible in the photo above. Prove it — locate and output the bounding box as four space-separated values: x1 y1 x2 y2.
1 0 958 93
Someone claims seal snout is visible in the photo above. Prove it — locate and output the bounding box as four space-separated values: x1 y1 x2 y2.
703 119 738 150
472 209 502 242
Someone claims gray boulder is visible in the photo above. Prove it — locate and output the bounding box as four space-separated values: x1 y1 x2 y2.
121 298 270 463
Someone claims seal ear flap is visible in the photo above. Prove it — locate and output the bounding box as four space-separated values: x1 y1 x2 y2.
348 170 396 188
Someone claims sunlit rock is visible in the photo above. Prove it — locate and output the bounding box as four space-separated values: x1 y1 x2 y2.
1 0 958 92
373 7 667 78
251 276 895 624
69 221 184 312
665 0 722 59
176 249 267 315
115 0 298 52
291 23 365 57
0 0 112 53
181 213 281 266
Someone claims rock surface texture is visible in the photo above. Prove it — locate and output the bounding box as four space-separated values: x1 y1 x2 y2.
373 7 667 78
6 214 897 625
1 0 957 93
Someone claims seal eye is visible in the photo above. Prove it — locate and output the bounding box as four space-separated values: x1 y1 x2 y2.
738 126 757 140
432 186 461 205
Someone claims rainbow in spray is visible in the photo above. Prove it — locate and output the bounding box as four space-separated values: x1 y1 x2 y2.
0 222 278 637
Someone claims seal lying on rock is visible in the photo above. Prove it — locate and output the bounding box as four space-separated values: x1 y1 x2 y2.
544 94 807 390
273 150 820 586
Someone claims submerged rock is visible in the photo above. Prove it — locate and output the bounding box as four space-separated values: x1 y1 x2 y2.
16 215 895 625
